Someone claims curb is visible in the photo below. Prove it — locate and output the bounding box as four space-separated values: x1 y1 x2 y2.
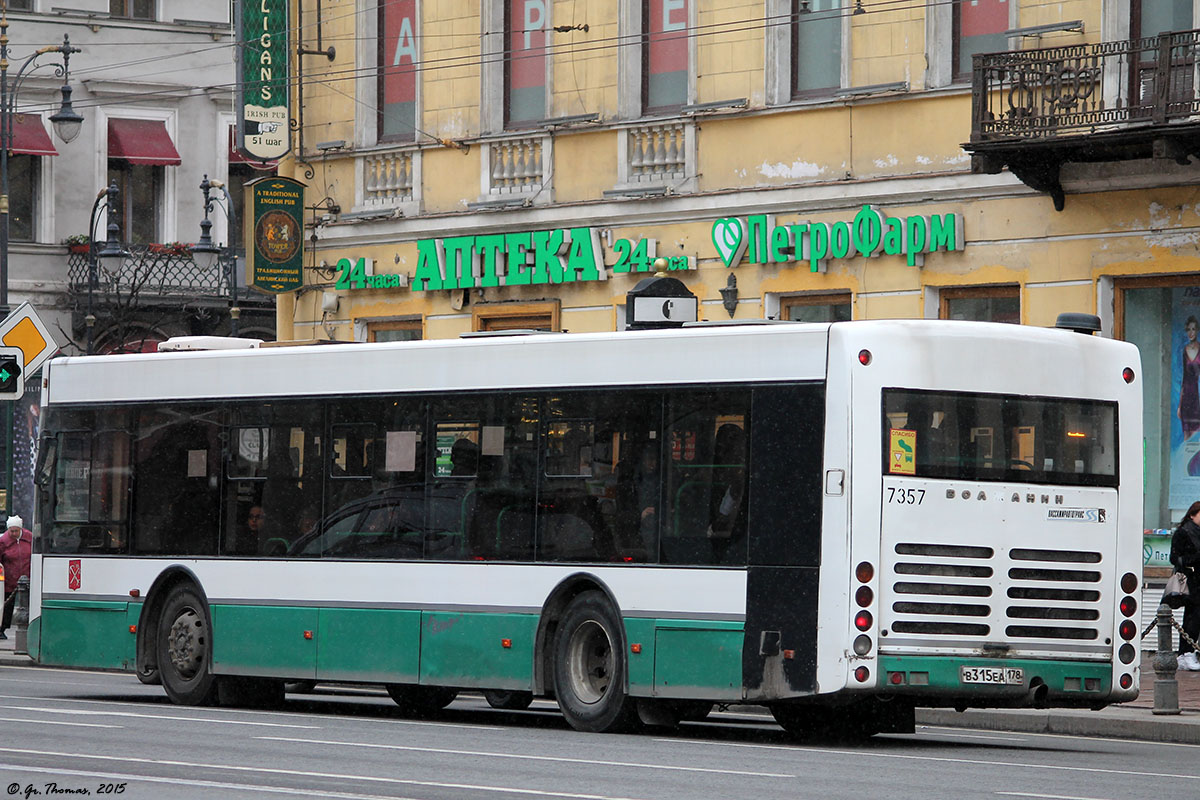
917 708 1200 745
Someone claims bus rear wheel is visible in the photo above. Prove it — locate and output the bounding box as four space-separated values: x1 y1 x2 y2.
483 690 534 710
385 684 458 716
156 585 217 706
552 591 639 733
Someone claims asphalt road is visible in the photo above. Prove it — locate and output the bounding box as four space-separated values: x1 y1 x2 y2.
0 665 1192 800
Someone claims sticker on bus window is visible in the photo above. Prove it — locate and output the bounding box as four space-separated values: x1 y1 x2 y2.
889 429 916 475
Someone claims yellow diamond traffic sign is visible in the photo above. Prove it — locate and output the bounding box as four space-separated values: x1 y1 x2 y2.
0 302 58 377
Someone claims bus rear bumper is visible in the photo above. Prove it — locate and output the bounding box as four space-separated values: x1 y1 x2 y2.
877 654 1138 708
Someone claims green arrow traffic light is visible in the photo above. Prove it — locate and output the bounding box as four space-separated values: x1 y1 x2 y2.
0 357 21 395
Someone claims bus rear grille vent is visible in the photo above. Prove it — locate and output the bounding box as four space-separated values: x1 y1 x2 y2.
1004 548 1104 641
891 621 991 636
895 543 994 559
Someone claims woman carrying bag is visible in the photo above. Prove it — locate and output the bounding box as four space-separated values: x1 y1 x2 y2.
1170 501 1200 670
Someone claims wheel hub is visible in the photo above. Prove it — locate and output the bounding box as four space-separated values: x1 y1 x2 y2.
166 608 205 679
566 619 612 705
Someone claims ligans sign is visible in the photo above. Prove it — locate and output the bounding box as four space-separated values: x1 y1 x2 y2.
236 0 290 161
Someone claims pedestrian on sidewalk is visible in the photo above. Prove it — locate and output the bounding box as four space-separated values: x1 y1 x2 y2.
1170 501 1200 670
0 515 30 640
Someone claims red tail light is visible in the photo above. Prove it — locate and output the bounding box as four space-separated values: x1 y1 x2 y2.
1118 620 1136 641
1122 367 1135 384
1119 596 1137 618
855 586 873 607
855 562 874 583
854 610 873 631
858 349 872 366
1119 673 1133 689
854 666 870 682
1120 572 1138 594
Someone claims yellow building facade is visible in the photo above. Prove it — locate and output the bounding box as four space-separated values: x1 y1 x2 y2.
275 0 1200 531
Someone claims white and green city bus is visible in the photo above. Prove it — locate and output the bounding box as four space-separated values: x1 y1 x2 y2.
29 319 1143 736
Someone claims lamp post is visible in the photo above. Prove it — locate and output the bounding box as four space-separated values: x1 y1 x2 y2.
85 182 129 355
0 3 83 317
191 174 241 336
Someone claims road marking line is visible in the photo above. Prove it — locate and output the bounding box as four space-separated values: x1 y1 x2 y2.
653 737 1196 781
0 692 504 731
0 705 319 729
916 724 1200 749
0 748 654 800
0 716 120 729
0 763 428 800
996 793 1116 800
259 735 793 778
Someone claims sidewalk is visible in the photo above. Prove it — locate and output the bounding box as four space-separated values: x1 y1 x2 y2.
1 635 1197 743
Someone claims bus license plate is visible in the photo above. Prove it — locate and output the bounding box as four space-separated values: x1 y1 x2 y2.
960 666 1023 685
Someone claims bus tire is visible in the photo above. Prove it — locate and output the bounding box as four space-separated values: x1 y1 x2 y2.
482 689 534 710
552 591 639 733
385 684 458 716
156 585 217 706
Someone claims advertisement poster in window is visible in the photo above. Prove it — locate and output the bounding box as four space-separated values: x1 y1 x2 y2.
1168 287 1200 508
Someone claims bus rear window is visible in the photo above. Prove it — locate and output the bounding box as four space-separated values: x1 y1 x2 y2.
882 389 1117 487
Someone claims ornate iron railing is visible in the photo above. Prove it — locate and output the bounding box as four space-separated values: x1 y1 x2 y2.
67 244 228 297
971 29 1200 142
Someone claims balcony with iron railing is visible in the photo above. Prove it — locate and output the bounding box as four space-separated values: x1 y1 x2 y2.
965 29 1200 209
66 244 229 298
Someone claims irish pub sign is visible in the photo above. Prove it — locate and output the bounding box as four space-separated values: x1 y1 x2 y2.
248 176 305 293
235 0 290 161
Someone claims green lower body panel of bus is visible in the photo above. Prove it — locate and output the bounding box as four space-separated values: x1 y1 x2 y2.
878 655 1112 704
36 601 141 671
36 600 747 701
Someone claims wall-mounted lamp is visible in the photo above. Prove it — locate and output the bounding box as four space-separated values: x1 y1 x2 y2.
719 274 738 318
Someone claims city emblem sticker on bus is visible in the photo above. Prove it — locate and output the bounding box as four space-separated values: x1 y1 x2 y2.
68 559 81 591
889 429 916 475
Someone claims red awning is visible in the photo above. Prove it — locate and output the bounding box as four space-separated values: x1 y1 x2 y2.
10 114 57 157
108 118 181 166
228 127 277 170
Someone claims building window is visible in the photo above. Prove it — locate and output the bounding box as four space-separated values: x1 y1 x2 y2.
368 319 423 341
952 0 1009 83
642 0 690 114
780 293 851 322
109 0 154 19
472 301 560 332
107 161 161 245
1116 275 1200 530
8 155 38 243
939 285 1019 323
792 0 842 97
378 0 418 142
505 0 548 128
7 0 33 10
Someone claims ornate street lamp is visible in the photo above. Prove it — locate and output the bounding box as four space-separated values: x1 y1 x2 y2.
0 2 83 315
191 174 240 336
86 182 129 355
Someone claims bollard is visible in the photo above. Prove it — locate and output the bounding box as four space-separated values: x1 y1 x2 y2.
1152 602 1181 715
13 576 28 656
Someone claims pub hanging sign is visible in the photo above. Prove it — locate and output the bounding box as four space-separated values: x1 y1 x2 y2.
235 0 290 161
248 176 305 293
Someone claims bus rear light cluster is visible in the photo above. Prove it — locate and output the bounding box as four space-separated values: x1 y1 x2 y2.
852 562 875 660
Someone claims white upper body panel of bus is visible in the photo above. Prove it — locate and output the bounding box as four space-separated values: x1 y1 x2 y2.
44 323 838 404
42 320 1139 406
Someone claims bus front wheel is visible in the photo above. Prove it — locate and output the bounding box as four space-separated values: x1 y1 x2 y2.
552 591 639 733
156 585 217 706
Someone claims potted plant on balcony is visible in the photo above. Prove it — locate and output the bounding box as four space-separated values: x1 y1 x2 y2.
63 234 90 254
149 241 192 256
